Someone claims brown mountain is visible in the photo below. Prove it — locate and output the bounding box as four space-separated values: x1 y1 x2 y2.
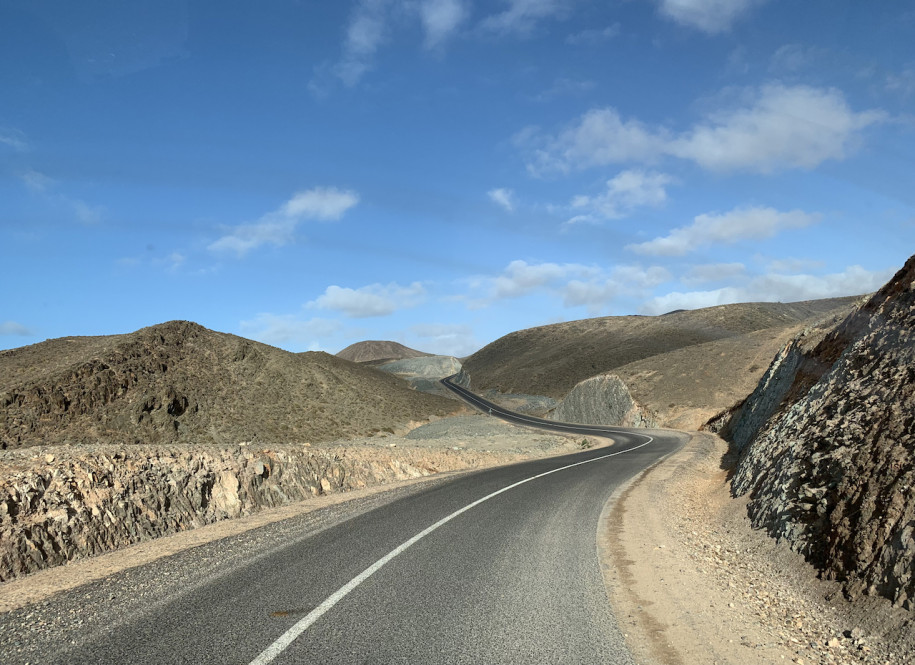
336 340 431 363
0 321 459 450
461 297 860 401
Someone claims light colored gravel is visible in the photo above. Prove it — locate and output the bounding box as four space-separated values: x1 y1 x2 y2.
602 432 915 665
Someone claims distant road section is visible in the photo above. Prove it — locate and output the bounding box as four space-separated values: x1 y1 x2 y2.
440 373 626 437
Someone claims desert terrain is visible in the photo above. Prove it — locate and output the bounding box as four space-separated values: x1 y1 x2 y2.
2 257 913 664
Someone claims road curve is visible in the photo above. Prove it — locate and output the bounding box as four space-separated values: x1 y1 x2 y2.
33 388 683 665
440 374 640 437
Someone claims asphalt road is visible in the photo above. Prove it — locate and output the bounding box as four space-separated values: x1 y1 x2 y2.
39 389 683 665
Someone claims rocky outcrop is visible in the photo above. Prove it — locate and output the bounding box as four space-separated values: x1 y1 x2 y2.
549 374 656 428
728 254 915 608
378 355 462 379
0 443 515 582
376 356 463 396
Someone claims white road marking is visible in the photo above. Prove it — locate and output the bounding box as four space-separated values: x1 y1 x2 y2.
248 435 653 665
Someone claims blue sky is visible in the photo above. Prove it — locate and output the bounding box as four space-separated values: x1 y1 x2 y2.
2 0 913 356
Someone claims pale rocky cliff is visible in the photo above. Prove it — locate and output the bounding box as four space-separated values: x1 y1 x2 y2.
725 254 915 608
0 443 515 582
549 374 656 428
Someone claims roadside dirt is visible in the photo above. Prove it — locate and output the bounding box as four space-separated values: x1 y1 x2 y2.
601 432 914 665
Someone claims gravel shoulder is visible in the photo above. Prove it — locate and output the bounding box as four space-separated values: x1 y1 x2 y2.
601 431 915 665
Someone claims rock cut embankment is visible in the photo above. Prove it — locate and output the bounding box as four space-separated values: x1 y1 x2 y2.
549 374 656 428
719 254 915 609
0 443 517 582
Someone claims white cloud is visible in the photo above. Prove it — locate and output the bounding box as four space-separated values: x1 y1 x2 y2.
209 187 358 256
568 169 672 222
527 107 667 175
21 169 52 192
19 169 104 225
640 264 894 314
682 262 746 285
468 260 670 314
419 0 469 48
239 314 343 349
0 321 34 336
309 282 426 318
523 84 885 175
769 44 826 73
332 0 392 86
72 200 103 225
488 187 516 212
627 206 820 256
886 66 915 97
566 23 620 45
324 0 467 88
480 0 570 36
0 128 28 151
655 0 766 34
668 84 886 172
410 323 478 356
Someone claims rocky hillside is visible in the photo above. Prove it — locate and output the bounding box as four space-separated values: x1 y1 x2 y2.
461 298 859 400
720 254 915 609
375 356 463 396
336 340 430 363
0 322 459 450
549 374 656 428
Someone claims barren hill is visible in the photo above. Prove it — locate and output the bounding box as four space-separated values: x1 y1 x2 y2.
0 321 459 450
461 297 859 400
336 340 431 363
719 253 915 608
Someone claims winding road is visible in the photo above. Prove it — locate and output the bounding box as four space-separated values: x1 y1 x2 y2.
35 381 683 665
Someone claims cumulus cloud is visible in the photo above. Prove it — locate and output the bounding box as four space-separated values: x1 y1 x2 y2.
0 321 34 336
334 0 391 86
682 262 746 285
627 206 820 256
640 264 893 315
419 0 469 48
239 314 343 349
468 260 670 313
655 0 766 34
209 187 359 256
488 187 516 212
308 282 426 318
668 84 885 172
523 84 885 175
480 0 570 36
410 323 478 356
568 169 672 223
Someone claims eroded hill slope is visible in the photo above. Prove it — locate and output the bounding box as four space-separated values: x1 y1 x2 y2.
0 322 459 449
461 298 859 400
336 340 430 363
